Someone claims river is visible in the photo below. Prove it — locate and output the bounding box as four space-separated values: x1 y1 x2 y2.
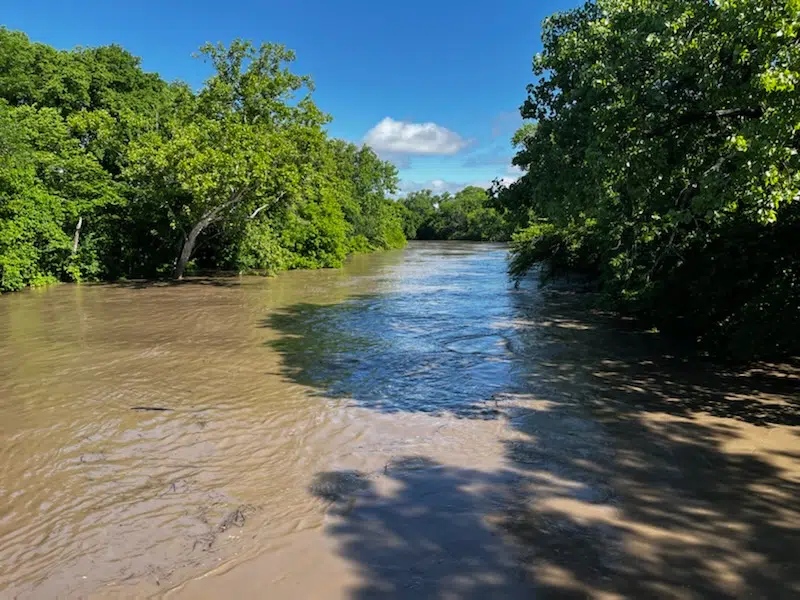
1 241 798 599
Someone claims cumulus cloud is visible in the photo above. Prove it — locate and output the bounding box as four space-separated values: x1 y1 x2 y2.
364 117 469 155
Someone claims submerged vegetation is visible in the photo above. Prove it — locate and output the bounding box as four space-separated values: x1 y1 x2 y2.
495 0 800 358
0 29 406 291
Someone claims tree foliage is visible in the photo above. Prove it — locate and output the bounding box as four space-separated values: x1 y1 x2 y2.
0 101 120 290
400 186 511 241
496 0 800 358
0 28 405 290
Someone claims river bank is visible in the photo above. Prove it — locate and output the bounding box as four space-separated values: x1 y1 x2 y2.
1 242 798 598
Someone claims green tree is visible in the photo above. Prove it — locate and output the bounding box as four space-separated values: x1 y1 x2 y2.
402 186 511 241
499 0 800 356
0 29 409 292
125 40 328 278
328 140 403 251
399 190 437 239
0 102 120 291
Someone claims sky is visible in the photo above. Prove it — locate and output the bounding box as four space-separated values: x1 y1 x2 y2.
3 0 580 193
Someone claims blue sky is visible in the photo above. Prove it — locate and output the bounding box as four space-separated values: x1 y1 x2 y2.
3 0 579 193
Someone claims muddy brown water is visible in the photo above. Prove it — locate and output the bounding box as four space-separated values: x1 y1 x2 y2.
1 241 798 599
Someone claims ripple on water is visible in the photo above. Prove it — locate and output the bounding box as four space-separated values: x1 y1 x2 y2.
0 242 522 597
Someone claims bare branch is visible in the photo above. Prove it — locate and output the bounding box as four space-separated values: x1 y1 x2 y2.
249 191 286 219
71 216 83 254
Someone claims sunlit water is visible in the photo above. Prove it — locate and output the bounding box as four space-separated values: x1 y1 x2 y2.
0 242 526 597
2 241 799 599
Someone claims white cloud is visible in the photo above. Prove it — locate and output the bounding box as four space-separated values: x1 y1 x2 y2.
364 117 469 155
398 177 519 196
496 176 519 187
399 179 469 194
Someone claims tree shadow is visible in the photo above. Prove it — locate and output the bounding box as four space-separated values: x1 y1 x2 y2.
267 278 800 597
494 286 800 597
508 288 800 427
498 399 800 598
107 275 245 289
309 457 532 599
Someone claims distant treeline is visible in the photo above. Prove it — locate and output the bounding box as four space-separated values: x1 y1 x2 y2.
398 186 511 242
0 29 406 291
493 0 800 359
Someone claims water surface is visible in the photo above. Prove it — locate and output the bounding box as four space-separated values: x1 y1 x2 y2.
1 241 798 599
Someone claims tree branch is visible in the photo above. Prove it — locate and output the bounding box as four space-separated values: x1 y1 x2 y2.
249 191 286 219
706 107 764 120
201 186 251 226
653 106 764 136
71 216 83 254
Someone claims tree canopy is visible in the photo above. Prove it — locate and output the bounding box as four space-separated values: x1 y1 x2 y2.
495 0 800 358
399 186 511 242
0 29 406 290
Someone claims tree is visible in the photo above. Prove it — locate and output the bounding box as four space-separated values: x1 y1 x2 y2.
125 40 328 278
0 27 170 119
401 186 511 241
0 29 409 292
0 102 120 291
328 140 403 251
498 0 800 356
399 190 437 239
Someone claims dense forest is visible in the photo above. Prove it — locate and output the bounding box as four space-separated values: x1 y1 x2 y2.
399 186 511 241
0 29 409 290
495 0 799 358
0 28 511 294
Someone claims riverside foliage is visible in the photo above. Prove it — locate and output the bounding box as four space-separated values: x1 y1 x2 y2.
494 0 800 358
398 186 512 242
0 30 406 290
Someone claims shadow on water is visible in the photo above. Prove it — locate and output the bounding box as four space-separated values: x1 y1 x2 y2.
265 250 800 598
106 275 245 289
309 458 530 599
511 289 800 428
496 288 800 598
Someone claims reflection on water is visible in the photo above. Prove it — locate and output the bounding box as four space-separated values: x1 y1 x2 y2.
0 242 518 598
265 243 521 415
3 241 799 599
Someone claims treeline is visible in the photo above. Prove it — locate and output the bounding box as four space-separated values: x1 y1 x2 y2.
399 186 511 241
0 30 406 291
495 0 800 358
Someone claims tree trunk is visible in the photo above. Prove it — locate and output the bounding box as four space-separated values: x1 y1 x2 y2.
174 219 208 279
71 216 83 254
173 189 249 279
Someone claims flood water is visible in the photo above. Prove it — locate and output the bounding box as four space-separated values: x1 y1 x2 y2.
1 241 799 599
